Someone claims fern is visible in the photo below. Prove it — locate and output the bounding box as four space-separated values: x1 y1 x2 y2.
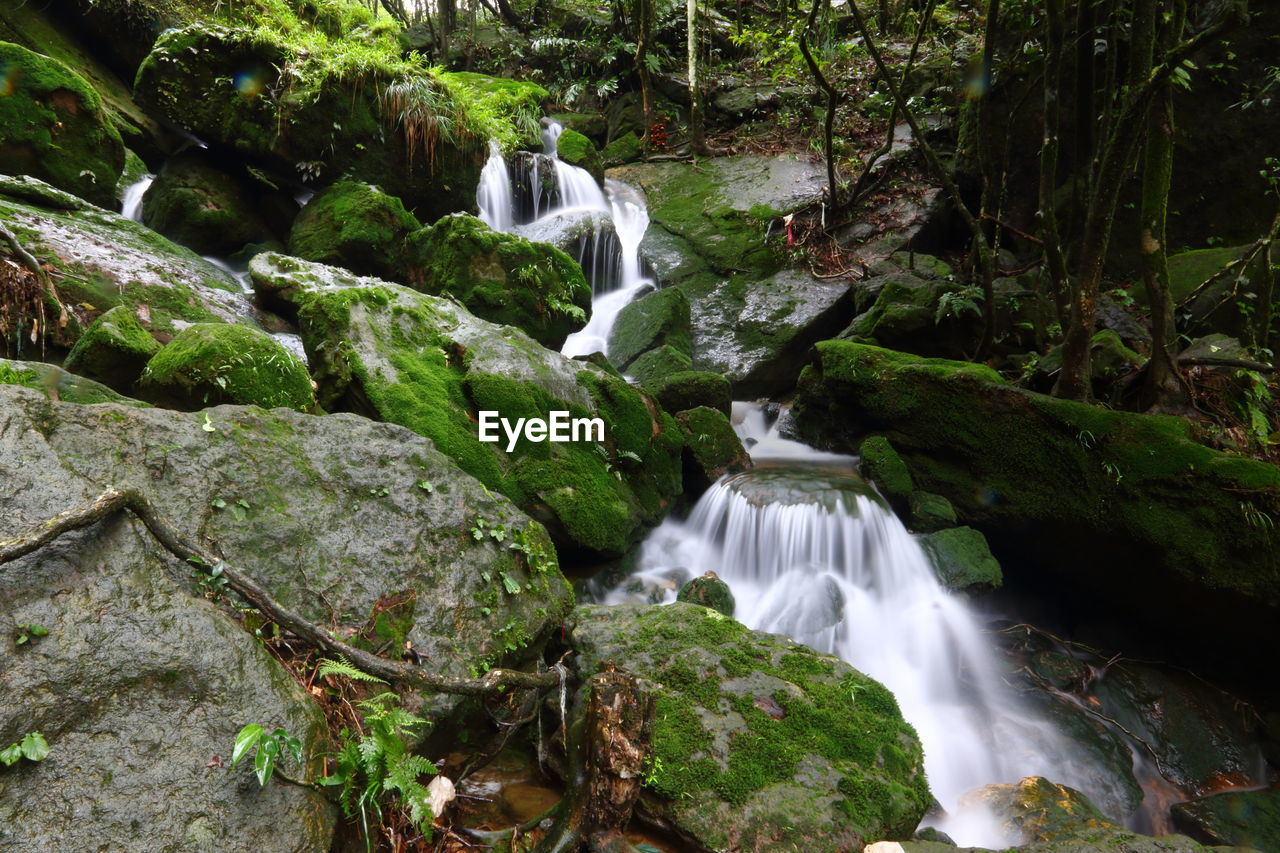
318 656 387 684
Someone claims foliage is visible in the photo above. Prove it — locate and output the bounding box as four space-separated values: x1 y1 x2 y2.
319 692 438 847
0 732 49 767
13 623 49 646
231 723 303 787
318 655 388 684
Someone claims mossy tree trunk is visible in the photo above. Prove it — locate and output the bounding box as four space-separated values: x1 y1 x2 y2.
1037 0 1070 326
687 0 707 156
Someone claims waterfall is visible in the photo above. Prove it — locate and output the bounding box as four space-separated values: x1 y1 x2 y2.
120 174 154 222
596 404 1113 847
476 121 655 358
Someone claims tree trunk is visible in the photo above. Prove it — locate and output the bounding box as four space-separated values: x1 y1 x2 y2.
687 0 707 156
1037 0 1070 326
635 0 656 154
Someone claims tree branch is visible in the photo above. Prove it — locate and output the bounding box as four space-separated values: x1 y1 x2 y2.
0 488 564 696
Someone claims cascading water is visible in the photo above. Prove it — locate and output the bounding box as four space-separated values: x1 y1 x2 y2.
120 174 154 222
595 404 1116 847
474 120 654 359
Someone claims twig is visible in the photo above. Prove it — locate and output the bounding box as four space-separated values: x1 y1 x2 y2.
0 487 565 697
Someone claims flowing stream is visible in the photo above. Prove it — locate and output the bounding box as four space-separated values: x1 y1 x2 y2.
591 405 1115 846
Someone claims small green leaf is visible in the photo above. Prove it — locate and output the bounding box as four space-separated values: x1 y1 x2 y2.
500 572 521 595
15 634 27 646
211 498 227 509
254 743 275 786
0 744 21 767
202 413 216 432
29 625 48 637
19 732 49 762
231 724 264 768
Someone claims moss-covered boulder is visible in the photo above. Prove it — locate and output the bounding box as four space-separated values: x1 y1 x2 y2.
677 405 752 495
406 214 591 349
649 369 732 417
677 571 736 617
287 180 420 280
626 343 693 385
250 252 682 558
789 342 1280 652
554 127 602 181
134 26 544 221
841 268 981 359
62 305 161 392
600 131 642 166
0 175 260 353
138 323 315 412
140 150 280 256
908 491 956 533
858 436 914 513
565 603 932 853
1172 788 1280 850
0 41 124 207
919 527 1003 593
614 156 854 394
607 286 691 369
0 357 148 406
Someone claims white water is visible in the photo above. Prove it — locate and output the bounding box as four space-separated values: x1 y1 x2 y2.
600 405 1110 847
475 120 653 359
120 174 154 222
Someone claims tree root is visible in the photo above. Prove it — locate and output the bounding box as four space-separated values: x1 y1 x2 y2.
0 487 564 697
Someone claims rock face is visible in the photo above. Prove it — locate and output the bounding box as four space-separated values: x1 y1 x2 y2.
251 252 683 558
0 41 124 207
0 176 260 349
1172 788 1280 851
287 180 421 281
137 323 316 412
1 357 149 406
141 150 283 256
407 214 592 350
613 157 854 396
0 383 573 723
789 342 1280 657
677 406 752 496
62 305 161 393
565 603 932 853
607 286 692 370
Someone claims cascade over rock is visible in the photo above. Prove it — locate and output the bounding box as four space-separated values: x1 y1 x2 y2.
788 341 1280 662
564 603 932 853
250 252 683 558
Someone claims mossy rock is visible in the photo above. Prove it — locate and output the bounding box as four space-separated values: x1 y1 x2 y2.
141 150 280 256
287 180 420 281
566 603 932 853
63 305 161 392
789 342 1280 650
1038 329 1145 391
841 271 980 360
249 252 683 558
608 287 692 370
600 131 642 166
677 406 752 497
138 323 315 412
548 111 607 142
676 572 736 618
0 41 124 208
0 175 259 353
858 436 913 512
0 358 148 406
908 491 956 533
1172 788 1280 850
406 214 591 349
918 526 1003 593
627 344 693 385
649 370 732 417
554 127 602 181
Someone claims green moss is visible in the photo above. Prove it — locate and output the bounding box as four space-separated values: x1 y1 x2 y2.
600 131 642 166
63 305 160 391
649 370 733 417
287 180 420 280
858 436 914 509
0 41 124 207
138 323 315 411
676 573 736 618
552 127 601 179
607 287 692 370
626 344 693 385
1166 245 1251 303
919 526 1003 592
407 214 590 349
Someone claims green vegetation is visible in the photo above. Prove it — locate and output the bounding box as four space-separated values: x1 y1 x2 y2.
0 732 49 767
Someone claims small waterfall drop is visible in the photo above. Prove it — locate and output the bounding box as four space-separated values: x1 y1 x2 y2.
120 174 154 222
476 120 655 359
597 404 1112 847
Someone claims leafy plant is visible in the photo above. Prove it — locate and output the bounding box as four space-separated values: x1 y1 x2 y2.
1 731 49 767
14 623 48 646
189 557 231 601
318 656 387 684
232 724 303 787
211 497 251 521
1233 369 1275 448
935 285 985 324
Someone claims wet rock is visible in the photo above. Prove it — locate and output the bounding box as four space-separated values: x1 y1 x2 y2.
137 323 315 412
627 344 694 385
141 150 281 256
0 41 124 207
918 527 1002 594
858 436 914 513
1172 788 1280 850
677 406 752 496
608 286 692 370
0 357 148 406
565 603 932 853
250 252 683 558
554 127 603 182
677 571 736 617
286 180 420 281
62 305 161 393
601 131 642 166
406 214 591 349
961 776 1143 844
649 370 733 417
842 264 982 359
908 491 956 533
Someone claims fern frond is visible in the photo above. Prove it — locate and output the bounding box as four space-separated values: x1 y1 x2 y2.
318 656 387 684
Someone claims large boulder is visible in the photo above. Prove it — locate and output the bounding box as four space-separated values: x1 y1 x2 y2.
0 175 262 351
613 157 855 395
565 603 932 853
137 323 316 412
1172 788 1280 850
607 286 691 369
62 304 161 392
406 214 591 350
1 357 149 406
287 180 420 281
0 382 574 727
134 26 545 220
788 342 1280 663
0 41 124 207
250 252 683 558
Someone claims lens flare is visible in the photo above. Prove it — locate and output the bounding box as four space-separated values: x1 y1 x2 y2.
234 70 264 98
